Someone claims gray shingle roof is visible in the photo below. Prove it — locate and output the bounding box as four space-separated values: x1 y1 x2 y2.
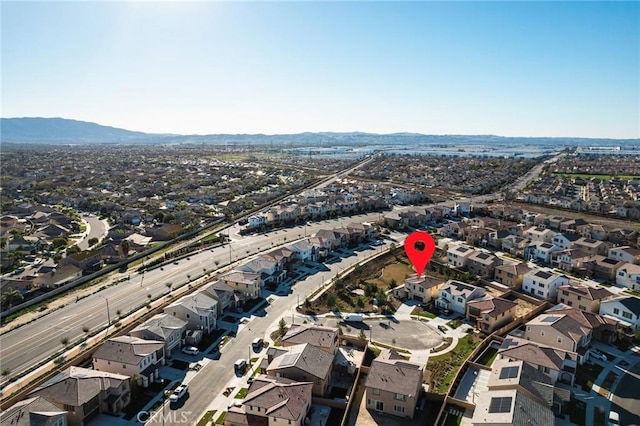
365 349 423 397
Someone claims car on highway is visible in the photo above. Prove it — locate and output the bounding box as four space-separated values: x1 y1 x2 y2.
169 384 188 403
181 346 199 356
608 410 620 426
590 348 607 361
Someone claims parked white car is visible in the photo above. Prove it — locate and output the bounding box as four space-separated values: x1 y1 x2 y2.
181 346 199 356
169 384 188 403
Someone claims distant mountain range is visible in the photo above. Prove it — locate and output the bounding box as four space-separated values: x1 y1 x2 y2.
1 117 637 146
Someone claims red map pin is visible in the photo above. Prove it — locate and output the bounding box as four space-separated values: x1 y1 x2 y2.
404 231 436 278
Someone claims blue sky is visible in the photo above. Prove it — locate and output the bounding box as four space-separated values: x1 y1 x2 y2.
2 1 639 138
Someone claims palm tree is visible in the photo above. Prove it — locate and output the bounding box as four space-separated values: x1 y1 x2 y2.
1 289 23 308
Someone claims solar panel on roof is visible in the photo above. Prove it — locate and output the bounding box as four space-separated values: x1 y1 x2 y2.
536 271 552 279
542 315 558 322
488 397 513 413
499 366 520 379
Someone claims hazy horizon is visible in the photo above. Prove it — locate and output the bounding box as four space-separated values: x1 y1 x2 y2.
2 2 639 138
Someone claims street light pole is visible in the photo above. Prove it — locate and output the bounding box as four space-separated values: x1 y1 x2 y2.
98 295 111 336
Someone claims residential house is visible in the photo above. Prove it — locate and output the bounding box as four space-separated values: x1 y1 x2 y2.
435 280 486 315
384 212 408 230
498 336 578 385
493 262 532 289
524 227 556 243
582 224 610 241
315 229 344 249
225 377 312 426
608 246 640 265
0 395 67 426
501 235 531 257
443 221 470 239
281 324 339 355
551 233 581 250
525 242 562 264
585 255 624 281
599 296 640 331
616 263 640 291
486 358 557 411
58 250 102 273
554 249 591 273
129 313 187 357
219 270 262 300
263 247 296 271
447 244 476 268
287 240 316 263
265 343 333 396
556 284 612 313
28 366 130 426
200 280 240 315
486 229 512 250
36 263 83 288
144 224 184 241
93 336 165 387
522 270 569 300
573 237 610 256
546 304 617 344
524 312 591 356
164 293 217 334
467 251 502 278
365 349 424 419
394 274 445 304
471 388 554 426
466 297 518 334
238 256 285 287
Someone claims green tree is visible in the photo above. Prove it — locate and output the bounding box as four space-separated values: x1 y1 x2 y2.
326 294 337 309
278 318 287 337
1 289 23 308
358 329 367 340
52 237 67 250
120 240 130 258
88 237 99 247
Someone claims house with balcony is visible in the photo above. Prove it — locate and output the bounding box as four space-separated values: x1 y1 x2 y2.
525 242 563 264
93 336 165 388
498 336 578 386
522 270 569 300
616 263 640 291
364 349 424 419
607 246 640 265
467 251 502 277
554 249 591 272
501 235 531 257
493 262 532 289
447 244 476 268
585 255 624 281
394 274 445 304
27 367 130 426
466 297 517 333
556 284 612 313
219 270 262 300
287 240 316 263
129 313 187 357
164 293 217 334
435 280 486 315
225 377 313 426
599 296 640 331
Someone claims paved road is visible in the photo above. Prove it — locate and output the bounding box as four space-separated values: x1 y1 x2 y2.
0 213 397 387
610 355 640 426
77 214 109 250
